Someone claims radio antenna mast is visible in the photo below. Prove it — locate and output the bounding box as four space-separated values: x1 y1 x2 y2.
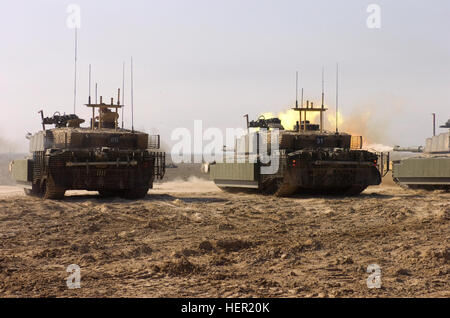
321 67 325 108
301 88 304 108
432 113 436 136
295 71 299 108
88 64 91 104
122 61 125 129
320 67 325 132
335 63 339 134
73 28 78 114
95 83 98 104
130 57 135 133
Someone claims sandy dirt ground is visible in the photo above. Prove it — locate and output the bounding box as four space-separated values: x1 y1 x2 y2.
0 178 448 298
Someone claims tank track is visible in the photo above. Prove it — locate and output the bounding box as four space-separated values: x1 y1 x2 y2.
260 176 368 196
273 181 297 197
219 187 257 194
340 185 367 196
260 177 297 197
98 190 124 198
42 177 66 200
98 187 149 199
122 187 149 199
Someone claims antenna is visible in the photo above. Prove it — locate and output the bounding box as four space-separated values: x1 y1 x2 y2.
295 71 299 108
73 28 78 114
95 83 98 104
299 87 304 131
130 57 135 133
122 61 125 129
301 88 304 108
88 64 91 104
432 113 436 136
321 67 325 108
335 63 339 134
320 67 325 132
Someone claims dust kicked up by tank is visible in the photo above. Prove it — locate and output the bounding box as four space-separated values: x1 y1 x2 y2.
0 0 448 310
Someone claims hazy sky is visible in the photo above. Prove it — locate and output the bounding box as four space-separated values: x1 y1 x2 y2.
1 0 449 152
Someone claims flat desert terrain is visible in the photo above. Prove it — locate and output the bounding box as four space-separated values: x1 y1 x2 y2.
0 170 448 297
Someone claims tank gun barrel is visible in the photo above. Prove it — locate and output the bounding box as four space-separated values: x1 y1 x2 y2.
393 145 424 153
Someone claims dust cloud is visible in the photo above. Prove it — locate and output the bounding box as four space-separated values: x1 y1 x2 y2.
153 176 218 193
0 136 23 185
0 136 17 154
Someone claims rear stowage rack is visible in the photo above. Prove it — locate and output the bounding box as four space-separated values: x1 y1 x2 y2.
152 151 165 179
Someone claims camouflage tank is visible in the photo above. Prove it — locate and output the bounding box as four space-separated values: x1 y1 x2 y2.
205 101 382 196
392 118 450 190
9 90 165 199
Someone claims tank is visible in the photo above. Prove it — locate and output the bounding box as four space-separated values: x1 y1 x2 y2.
204 102 382 196
9 90 165 199
392 118 450 190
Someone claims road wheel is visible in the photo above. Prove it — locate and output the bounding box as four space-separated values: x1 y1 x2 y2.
42 178 65 200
